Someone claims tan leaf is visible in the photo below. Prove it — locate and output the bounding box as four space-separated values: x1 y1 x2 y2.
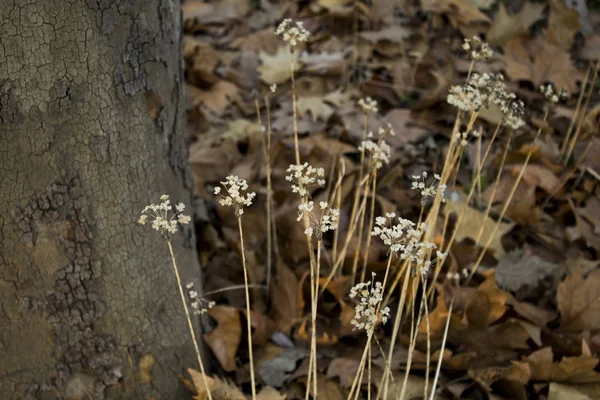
359 26 412 43
296 96 334 121
527 347 600 383
186 81 240 115
188 368 245 400
545 0 581 50
327 357 360 388
269 261 299 335
549 382 594 400
557 268 600 331
580 35 600 60
231 28 281 55
445 192 514 259
468 361 531 388
257 386 286 400
258 47 300 85
486 2 545 47
203 306 241 372
421 0 491 27
384 109 430 146
301 52 347 75
182 0 250 29
502 37 582 93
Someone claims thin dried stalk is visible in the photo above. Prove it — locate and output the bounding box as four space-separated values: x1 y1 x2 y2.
564 60 599 164
429 299 454 400
560 64 592 160
360 169 378 283
237 219 257 399
166 240 213 400
468 112 547 281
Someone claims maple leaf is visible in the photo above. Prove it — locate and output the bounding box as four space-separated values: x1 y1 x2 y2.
527 347 600 383
502 36 582 93
557 268 600 331
258 47 301 85
545 0 581 50
296 96 334 121
486 2 545 47
186 81 240 116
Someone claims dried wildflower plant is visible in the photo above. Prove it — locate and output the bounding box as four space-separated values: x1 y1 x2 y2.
275 18 309 48
461 36 493 60
286 162 326 197
214 176 256 217
411 172 447 206
138 194 191 238
372 213 445 276
139 195 212 400
349 273 391 336
186 282 216 315
358 126 395 170
358 96 379 113
299 201 340 239
540 84 568 103
447 71 525 129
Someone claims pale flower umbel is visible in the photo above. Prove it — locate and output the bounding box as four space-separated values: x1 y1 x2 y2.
358 97 378 113
349 273 391 337
461 36 493 60
371 213 444 276
138 194 191 237
275 19 309 47
286 163 326 197
299 201 340 240
411 171 447 205
186 282 216 316
358 126 395 170
214 176 256 217
540 84 568 103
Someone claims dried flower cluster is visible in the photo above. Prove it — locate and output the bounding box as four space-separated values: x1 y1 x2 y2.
138 195 191 237
186 282 215 315
540 84 568 103
411 172 447 205
286 163 326 197
358 127 395 170
214 176 256 217
298 201 340 239
372 213 444 275
461 36 493 60
358 97 378 113
448 72 525 129
349 273 391 336
275 19 309 47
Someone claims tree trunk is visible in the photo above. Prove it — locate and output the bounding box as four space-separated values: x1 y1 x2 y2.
0 1 204 398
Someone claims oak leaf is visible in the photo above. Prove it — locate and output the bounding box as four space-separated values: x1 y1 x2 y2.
527 347 600 383
188 368 245 400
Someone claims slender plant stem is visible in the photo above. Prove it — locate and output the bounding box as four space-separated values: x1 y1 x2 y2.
377 265 411 400
560 64 591 160
468 111 547 281
474 132 513 244
166 240 213 400
564 60 599 164
351 174 371 285
360 169 378 283
429 299 454 400
331 159 345 264
237 218 257 399
290 50 300 165
399 279 425 400
421 277 431 400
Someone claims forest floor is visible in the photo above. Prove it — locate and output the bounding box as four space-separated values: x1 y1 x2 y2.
180 0 600 399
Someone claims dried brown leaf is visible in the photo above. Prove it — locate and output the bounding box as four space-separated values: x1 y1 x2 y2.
486 2 545 47
558 268 600 331
203 306 241 372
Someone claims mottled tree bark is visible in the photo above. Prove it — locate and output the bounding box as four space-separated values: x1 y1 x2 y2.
0 1 204 399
